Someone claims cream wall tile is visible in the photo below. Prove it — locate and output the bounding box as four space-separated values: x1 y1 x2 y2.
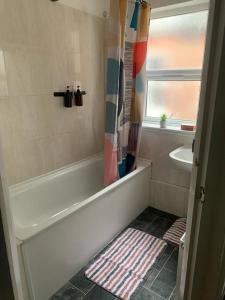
0 0 28 47
140 129 193 188
140 128 192 214
13 137 45 183
150 180 189 217
16 95 52 139
51 51 77 92
0 97 21 136
35 137 57 175
22 0 54 50
4 49 53 96
0 133 44 185
0 4 105 184
53 133 74 168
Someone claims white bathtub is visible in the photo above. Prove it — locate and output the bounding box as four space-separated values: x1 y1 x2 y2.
10 155 151 300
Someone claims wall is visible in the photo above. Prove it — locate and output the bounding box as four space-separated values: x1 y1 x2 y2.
59 0 110 18
140 128 193 216
0 0 105 185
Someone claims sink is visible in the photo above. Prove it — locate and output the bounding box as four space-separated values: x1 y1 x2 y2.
169 145 193 172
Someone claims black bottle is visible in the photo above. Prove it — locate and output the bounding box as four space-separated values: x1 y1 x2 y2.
75 86 83 106
64 85 72 108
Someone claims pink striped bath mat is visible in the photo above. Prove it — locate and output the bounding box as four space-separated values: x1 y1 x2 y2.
163 218 186 246
85 228 167 300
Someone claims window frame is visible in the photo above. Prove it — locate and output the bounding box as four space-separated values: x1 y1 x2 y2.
144 6 208 129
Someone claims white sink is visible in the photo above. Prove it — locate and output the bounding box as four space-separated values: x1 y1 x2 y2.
169 145 193 172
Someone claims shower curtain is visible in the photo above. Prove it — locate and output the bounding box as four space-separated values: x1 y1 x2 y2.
104 0 151 186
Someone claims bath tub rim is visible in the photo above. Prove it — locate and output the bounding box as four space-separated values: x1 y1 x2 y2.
10 154 151 242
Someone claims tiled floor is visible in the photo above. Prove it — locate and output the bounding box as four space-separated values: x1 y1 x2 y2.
50 207 179 300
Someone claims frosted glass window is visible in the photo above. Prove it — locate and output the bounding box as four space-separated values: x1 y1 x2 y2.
146 81 201 121
145 10 208 125
147 11 208 70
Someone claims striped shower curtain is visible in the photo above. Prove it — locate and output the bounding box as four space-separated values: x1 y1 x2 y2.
104 0 151 186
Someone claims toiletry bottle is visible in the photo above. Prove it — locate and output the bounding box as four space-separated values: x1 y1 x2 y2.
64 85 72 108
75 86 83 106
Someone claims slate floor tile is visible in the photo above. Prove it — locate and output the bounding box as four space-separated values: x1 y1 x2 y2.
50 282 85 300
150 209 177 221
136 208 158 223
164 249 179 274
142 268 160 290
151 268 177 299
146 216 174 238
169 288 176 300
70 268 95 294
129 219 150 232
153 244 175 271
83 285 118 300
132 287 164 300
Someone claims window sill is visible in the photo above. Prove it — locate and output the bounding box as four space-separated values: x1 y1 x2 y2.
142 122 196 136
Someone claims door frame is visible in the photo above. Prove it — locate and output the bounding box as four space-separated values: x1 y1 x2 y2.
181 0 225 299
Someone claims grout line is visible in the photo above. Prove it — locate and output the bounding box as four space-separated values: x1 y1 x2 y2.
142 286 164 299
69 276 95 296
85 282 97 295
168 286 176 300
150 178 190 191
68 282 86 295
82 283 96 298
148 248 175 290
163 265 177 273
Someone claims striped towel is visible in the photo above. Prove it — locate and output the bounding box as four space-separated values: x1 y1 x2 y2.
85 228 167 300
163 218 186 247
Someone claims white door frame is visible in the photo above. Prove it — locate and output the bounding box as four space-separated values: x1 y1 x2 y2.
181 0 225 299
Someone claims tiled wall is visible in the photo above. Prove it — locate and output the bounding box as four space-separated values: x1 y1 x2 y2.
140 128 193 216
0 0 105 185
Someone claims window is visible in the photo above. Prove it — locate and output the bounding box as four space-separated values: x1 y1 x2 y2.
145 10 208 127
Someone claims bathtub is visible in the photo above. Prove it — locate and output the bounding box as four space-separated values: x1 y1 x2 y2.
10 155 151 300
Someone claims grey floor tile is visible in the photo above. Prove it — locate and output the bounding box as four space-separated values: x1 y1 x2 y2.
151 267 177 299
70 268 95 294
142 268 160 290
153 244 174 271
164 250 179 274
50 282 85 300
83 285 118 300
146 216 174 238
136 208 158 223
132 287 164 300
149 209 177 221
129 219 150 232
169 288 176 300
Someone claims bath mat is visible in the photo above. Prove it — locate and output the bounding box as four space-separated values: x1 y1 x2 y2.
85 228 167 300
163 218 186 247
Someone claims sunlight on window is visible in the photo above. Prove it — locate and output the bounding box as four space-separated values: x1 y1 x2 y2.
147 11 208 70
147 81 201 121
145 10 208 124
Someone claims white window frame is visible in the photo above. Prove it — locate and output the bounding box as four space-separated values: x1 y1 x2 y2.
144 5 209 129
